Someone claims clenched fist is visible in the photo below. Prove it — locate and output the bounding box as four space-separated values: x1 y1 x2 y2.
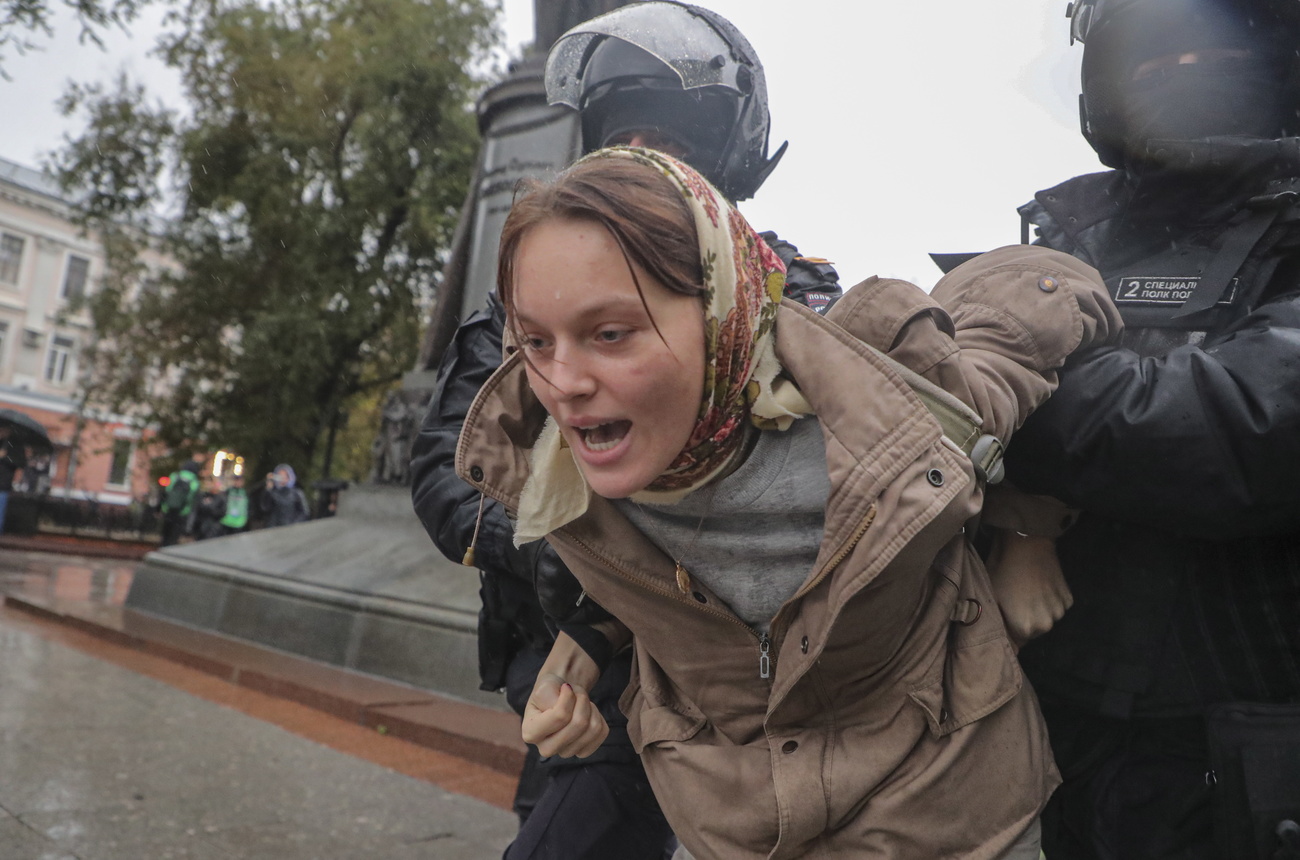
522 671 608 759
986 531 1074 649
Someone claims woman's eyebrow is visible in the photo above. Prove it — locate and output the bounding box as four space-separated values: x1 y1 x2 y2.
514 295 646 326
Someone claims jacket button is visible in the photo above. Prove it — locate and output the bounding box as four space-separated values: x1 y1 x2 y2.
469 465 484 482
693 592 707 604
782 741 799 754
926 468 944 487
1038 276 1060 293
800 636 809 654
939 708 950 723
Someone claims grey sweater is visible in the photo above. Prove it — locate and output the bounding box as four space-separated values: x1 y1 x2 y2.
616 416 830 633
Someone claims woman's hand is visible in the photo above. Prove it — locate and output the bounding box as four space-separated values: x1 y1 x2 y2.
522 672 608 758
519 630 612 758
986 530 1074 649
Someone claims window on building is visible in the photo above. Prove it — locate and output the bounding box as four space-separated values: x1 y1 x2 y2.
0 321 10 367
44 335 75 384
107 438 132 487
61 255 89 301
0 234 24 285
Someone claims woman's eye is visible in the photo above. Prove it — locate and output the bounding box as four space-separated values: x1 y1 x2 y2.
523 336 549 352
596 329 629 344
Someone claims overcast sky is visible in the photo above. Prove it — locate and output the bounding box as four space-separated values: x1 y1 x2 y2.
0 0 1106 288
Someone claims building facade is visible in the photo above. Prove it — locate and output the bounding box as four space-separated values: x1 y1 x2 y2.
0 156 157 506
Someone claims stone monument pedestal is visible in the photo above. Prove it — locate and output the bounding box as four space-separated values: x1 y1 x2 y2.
125 483 502 709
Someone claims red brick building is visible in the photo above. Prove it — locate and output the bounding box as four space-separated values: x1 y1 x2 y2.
0 157 162 506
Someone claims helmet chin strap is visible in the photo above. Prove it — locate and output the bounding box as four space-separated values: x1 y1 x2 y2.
738 141 788 202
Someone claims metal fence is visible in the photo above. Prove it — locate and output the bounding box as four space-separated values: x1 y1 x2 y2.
7 493 161 542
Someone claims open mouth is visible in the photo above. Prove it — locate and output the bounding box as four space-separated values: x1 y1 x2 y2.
578 420 631 452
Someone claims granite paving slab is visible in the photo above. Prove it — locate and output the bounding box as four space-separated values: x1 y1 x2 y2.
0 611 516 860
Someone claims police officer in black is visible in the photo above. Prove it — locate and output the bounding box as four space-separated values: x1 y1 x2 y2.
996 1 1300 857
409 4 840 859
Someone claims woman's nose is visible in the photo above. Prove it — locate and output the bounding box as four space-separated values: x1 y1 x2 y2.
547 347 597 400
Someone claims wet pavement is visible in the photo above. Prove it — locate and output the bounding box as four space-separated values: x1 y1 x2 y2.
0 549 136 608
0 548 518 859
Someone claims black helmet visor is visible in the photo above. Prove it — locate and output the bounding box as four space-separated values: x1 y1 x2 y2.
1071 0 1297 45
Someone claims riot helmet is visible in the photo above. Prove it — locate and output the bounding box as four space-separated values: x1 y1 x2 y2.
545 1 785 201
1069 0 1300 168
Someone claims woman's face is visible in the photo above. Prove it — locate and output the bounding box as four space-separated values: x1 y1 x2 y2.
512 218 705 499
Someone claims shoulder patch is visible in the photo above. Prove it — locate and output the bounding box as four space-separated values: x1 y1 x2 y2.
803 292 836 314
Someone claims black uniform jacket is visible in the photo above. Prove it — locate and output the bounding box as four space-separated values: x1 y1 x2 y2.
1006 139 1300 716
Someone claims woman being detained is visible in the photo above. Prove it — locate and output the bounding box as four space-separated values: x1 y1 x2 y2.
455 147 1122 860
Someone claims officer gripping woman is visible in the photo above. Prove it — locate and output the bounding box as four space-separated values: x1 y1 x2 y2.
985 1 1300 857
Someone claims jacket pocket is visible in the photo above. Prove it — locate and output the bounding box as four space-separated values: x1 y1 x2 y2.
908 547 1023 736
627 704 708 754
621 666 708 754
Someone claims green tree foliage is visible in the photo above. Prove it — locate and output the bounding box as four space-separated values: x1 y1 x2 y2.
0 0 149 72
327 383 388 483
53 0 498 482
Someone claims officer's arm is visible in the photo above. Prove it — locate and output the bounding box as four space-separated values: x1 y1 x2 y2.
411 299 521 574
1006 291 1300 538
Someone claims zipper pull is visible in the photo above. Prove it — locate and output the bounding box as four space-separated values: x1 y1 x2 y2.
575 590 586 607
759 633 771 679
461 493 486 567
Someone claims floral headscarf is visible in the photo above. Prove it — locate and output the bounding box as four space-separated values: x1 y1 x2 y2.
514 146 809 544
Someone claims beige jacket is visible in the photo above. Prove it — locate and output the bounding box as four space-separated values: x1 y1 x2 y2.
457 245 1122 859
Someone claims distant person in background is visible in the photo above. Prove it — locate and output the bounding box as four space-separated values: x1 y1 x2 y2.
260 464 309 528
218 474 250 535
0 427 24 533
20 452 49 495
191 476 227 541
159 455 204 546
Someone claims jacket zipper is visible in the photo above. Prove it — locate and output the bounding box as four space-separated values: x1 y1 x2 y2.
767 503 878 652
817 503 877 588
527 501 876 685
564 504 878 683
462 483 765 663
